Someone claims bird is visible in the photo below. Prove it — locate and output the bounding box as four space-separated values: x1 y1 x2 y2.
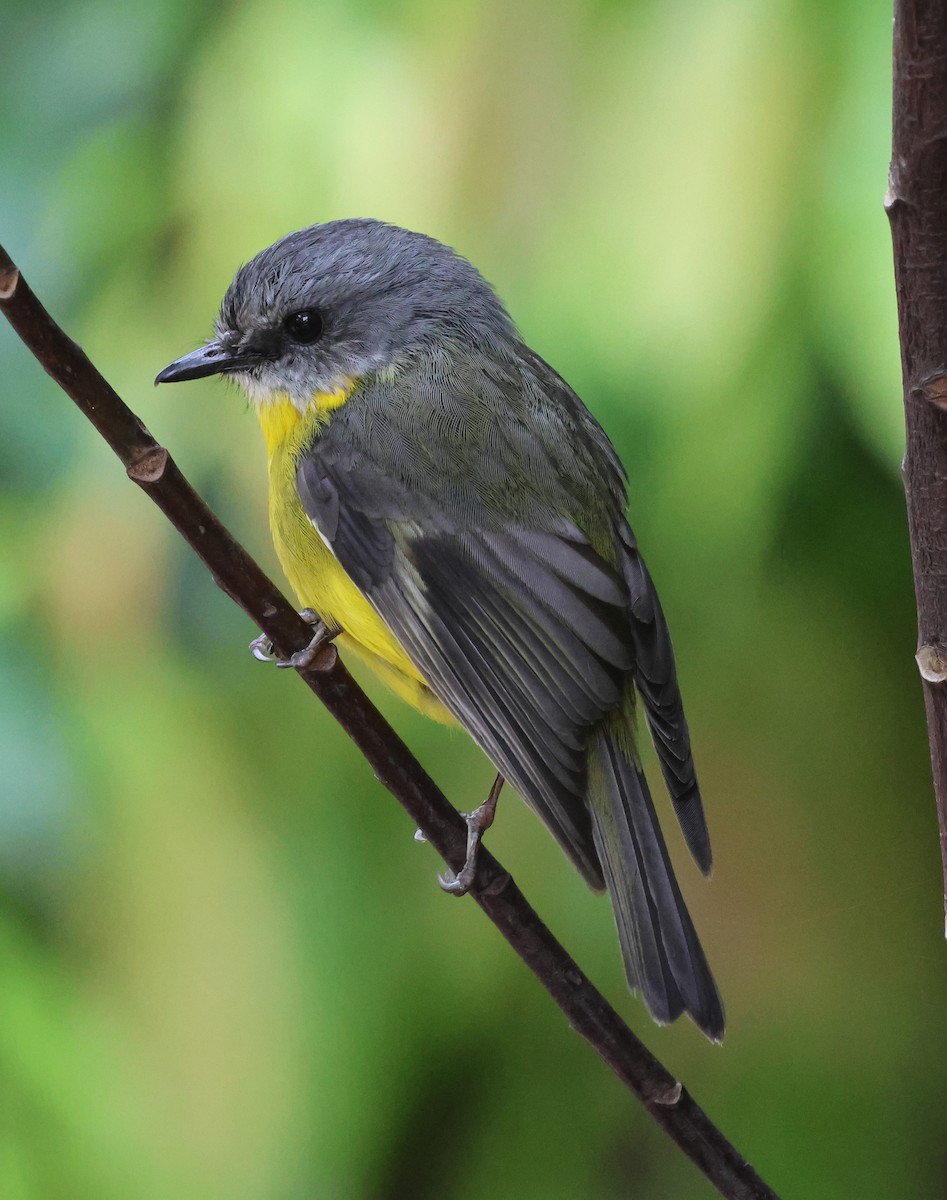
155 219 724 1040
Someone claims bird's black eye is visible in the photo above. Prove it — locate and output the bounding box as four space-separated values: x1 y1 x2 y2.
283 309 324 344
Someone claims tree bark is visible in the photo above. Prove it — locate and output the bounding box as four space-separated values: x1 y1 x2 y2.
888 0 947 921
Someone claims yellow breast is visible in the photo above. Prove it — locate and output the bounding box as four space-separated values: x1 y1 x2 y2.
257 392 452 722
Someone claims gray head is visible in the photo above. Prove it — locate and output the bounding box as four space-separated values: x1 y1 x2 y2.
156 219 518 406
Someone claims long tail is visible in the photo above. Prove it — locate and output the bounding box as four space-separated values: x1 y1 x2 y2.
587 719 725 1042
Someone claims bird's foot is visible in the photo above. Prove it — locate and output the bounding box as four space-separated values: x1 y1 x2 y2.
438 774 504 896
249 609 337 671
277 615 337 671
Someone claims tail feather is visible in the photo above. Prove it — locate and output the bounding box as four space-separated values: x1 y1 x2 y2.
588 725 725 1042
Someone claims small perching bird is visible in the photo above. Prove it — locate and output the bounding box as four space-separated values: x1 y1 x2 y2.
156 219 724 1040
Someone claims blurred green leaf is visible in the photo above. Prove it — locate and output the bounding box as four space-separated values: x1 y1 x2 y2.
1 1 942 1197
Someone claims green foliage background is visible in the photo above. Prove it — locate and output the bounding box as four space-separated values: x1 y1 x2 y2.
2 1 945 1196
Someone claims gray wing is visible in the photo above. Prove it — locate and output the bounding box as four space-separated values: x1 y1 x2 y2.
296 349 709 881
299 428 632 886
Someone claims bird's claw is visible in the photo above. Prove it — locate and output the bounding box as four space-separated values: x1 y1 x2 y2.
438 805 489 894
250 609 336 670
249 632 276 662
275 618 335 671
437 774 504 897
438 865 476 895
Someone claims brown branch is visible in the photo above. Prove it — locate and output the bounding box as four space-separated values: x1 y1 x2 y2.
888 2 947 923
0 244 781 1200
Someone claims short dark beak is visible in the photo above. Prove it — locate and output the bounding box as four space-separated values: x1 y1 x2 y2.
154 341 257 385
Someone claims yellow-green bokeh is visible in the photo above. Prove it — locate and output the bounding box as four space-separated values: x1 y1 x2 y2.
2 2 944 1197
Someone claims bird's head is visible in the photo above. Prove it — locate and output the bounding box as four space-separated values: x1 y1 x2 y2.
155 218 516 409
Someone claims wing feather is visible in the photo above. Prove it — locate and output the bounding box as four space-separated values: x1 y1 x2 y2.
295 359 709 880
619 523 711 873
292 350 720 1035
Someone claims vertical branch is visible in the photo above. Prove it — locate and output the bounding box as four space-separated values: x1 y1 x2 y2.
888 1 947 921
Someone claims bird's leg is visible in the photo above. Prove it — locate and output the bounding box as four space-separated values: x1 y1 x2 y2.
439 773 505 896
249 608 337 671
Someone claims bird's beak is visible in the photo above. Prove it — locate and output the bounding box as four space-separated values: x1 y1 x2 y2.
154 341 257 385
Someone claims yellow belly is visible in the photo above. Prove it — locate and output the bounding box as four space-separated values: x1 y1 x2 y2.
259 394 452 723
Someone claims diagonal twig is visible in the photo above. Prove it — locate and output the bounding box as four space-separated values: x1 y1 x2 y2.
0 244 781 1200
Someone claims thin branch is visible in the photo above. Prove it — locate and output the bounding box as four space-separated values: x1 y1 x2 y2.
888 1 947 924
0 245 780 1200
